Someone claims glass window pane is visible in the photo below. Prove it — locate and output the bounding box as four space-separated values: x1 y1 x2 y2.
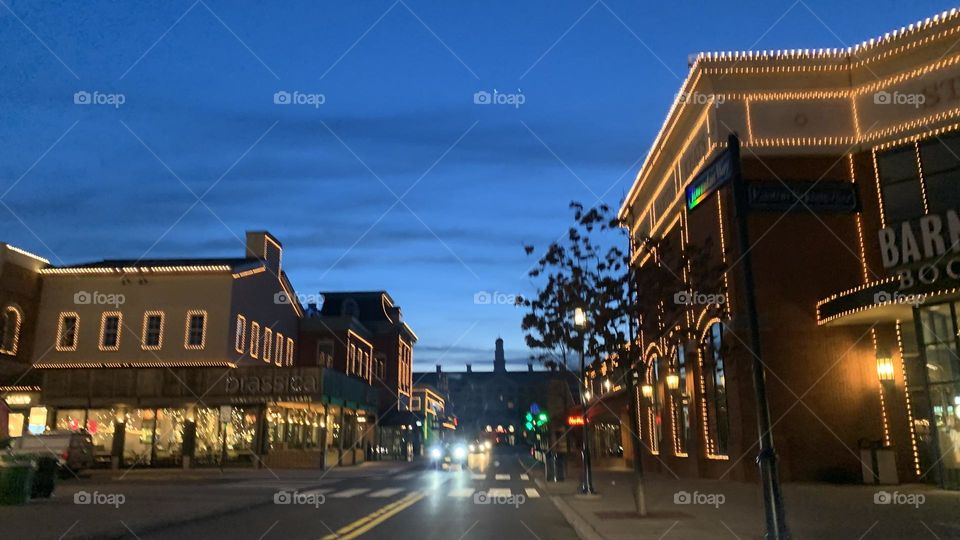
878 146 924 223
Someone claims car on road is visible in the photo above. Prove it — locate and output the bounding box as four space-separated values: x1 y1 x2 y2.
429 441 468 468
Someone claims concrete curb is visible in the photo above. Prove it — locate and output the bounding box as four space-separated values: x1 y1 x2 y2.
534 477 606 540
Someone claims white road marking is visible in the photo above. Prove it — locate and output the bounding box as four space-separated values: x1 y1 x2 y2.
298 488 334 496
488 488 512 497
329 488 369 498
471 473 485 480
495 474 510 481
394 473 416 480
449 487 475 498
368 488 404 498
524 488 540 498
520 474 530 481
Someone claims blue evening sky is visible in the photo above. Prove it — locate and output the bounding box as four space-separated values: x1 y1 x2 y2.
0 0 952 370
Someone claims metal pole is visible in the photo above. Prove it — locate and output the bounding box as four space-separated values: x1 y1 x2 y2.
728 134 790 539
579 338 596 494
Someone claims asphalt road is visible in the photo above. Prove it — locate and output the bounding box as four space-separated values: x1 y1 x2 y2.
131 448 579 540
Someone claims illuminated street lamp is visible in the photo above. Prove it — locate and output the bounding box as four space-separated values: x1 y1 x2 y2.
666 372 680 391
641 384 654 399
573 306 596 495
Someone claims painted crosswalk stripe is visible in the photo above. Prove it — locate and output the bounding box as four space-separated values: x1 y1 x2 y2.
520 474 530 481
395 473 416 480
471 473 485 481
368 488 404 498
449 487 475 498
495 474 510 481
524 488 540 498
488 488 512 497
330 488 369 498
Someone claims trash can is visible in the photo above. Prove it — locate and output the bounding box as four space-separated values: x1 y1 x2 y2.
31 456 58 499
0 455 36 505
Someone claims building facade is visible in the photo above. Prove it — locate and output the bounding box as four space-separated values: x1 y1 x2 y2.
1 231 381 469
609 9 960 488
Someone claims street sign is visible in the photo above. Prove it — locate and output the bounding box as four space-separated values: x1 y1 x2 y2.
685 146 736 210
745 181 859 213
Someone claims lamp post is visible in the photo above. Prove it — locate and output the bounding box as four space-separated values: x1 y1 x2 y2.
574 307 596 495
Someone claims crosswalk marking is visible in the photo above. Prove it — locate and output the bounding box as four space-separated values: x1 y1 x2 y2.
520 474 530 480
524 488 540 498
368 488 404 498
471 473 485 480
488 487 512 497
330 488 369 498
495 474 510 480
449 487 475 498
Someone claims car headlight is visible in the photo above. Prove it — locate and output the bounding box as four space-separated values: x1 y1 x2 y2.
453 446 466 459
468 444 476 452
430 447 442 459
484 441 492 450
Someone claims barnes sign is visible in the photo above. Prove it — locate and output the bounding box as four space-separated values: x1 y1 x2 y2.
878 209 960 289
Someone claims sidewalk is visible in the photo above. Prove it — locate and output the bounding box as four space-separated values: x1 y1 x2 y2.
525 457 960 539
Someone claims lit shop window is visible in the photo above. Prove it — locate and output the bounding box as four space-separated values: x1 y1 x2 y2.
0 305 23 355
141 311 164 351
672 345 690 456
234 315 247 354
99 312 122 351
185 310 207 350
647 356 662 455
250 322 261 359
704 322 730 457
263 328 273 363
56 312 79 351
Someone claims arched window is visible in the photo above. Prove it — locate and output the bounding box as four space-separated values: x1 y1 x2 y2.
0 305 23 355
672 345 691 456
646 355 662 455
703 322 730 456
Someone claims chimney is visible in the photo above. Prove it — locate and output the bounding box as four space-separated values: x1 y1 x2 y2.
245 231 282 275
466 364 472 373
436 364 442 374
528 363 533 372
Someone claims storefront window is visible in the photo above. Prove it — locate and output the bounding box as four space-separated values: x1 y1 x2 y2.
915 302 960 488
919 133 960 214
704 323 730 456
647 356 662 454
124 409 154 466
591 421 623 458
328 406 341 449
674 345 690 455
153 409 185 465
877 145 925 224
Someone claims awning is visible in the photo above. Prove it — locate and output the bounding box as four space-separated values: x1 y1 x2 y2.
817 274 960 326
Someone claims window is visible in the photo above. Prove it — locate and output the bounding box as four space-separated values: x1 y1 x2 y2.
141 311 164 350
316 339 334 367
877 145 925 223
673 345 690 455
263 328 273 362
411 396 422 411
348 343 357 375
99 312 122 351
274 332 284 367
185 310 206 349
234 315 247 354
704 322 730 456
919 134 960 214
56 312 79 351
0 305 22 355
286 338 294 366
250 322 261 359
647 355 662 454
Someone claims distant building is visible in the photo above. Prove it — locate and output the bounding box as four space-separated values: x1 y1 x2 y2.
0 243 48 438
415 338 577 446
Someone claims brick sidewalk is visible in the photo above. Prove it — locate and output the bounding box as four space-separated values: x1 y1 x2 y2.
525 458 959 539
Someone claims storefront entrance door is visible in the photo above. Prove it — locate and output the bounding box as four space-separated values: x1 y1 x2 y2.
915 302 960 488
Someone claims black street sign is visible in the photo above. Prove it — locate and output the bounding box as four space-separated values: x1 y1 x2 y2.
746 181 859 213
